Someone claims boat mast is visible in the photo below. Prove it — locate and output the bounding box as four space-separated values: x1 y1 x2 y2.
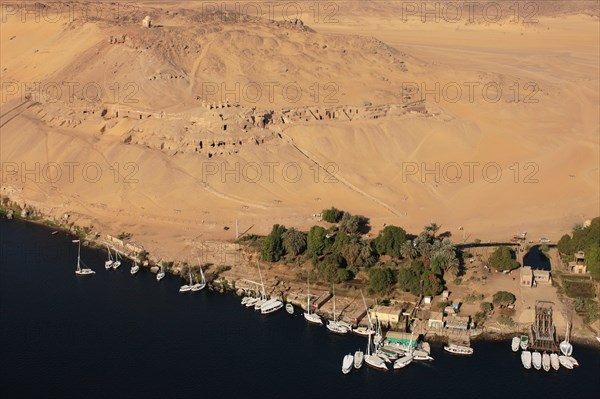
332 285 337 322
257 260 266 298
197 256 205 285
361 290 372 330
307 274 311 315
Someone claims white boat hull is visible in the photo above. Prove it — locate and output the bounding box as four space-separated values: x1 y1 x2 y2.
75 269 95 275
304 312 323 325
191 283 206 291
542 353 551 372
261 300 283 314
326 321 350 335
365 355 388 371
112 261 121 269
521 351 532 369
393 355 413 370
130 266 139 275
532 352 542 370
550 353 560 370
354 351 364 369
444 345 474 355
342 354 354 374
156 272 165 281
511 337 520 352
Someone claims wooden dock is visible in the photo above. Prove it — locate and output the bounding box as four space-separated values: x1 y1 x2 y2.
528 301 560 352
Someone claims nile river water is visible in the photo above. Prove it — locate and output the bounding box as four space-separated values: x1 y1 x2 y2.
1 219 599 398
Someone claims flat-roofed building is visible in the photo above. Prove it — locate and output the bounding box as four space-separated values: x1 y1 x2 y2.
370 306 402 325
445 315 470 330
520 266 533 287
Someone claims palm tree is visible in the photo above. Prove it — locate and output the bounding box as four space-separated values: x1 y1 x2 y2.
400 240 418 260
282 228 307 256
425 223 441 238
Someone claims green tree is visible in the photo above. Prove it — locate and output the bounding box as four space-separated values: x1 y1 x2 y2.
321 207 344 223
339 213 369 235
281 228 307 256
424 222 441 238
368 267 397 294
489 247 519 272
557 234 572 254
480 302 494 313
307 225 328 257
400 240 418 260
586 243 600 280
261 224 287 262
492 291 516 307
375 225 407 258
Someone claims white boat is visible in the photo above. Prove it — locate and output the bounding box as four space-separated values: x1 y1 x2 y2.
521 350 532 369
550 353 560 370
286 303 294 314
261 299 283 314
353 326 375 337
558 355 573 369
560 322 573 356
179 265 193 292
511 336 520 352
353 291 374 337
245 297 259 307
354 350 364 369
303 275 323 324
444 344 474 355
532 351 542 370
156 265 165 281
520 335 529 350
413 350 433 361
342 353 354 374
542 353 551 372
326 285 350 334
364 332 388 371
191 259 206 291
565 356 579 367
104 245 114 269
241 296 251 305
393 354 413 370
112 249 121 269
130 258 139 275
73 240 95 275
254 298 268 310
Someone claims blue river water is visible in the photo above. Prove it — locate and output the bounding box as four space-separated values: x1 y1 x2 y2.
1 218 599 398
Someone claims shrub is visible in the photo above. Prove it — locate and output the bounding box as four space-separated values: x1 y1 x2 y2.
489 247 519 271
321 207 344 223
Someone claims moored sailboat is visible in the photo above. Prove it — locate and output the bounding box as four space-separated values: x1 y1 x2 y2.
112 248 121 269
542 353 551 372
393 354 413 370
364 331 388 371
303 275 323 325
326 285 350 334
560 322 573 356
191 259 206 291
179 264 193 292
104 245 114 269
156 265 165 281
73 240 95 275
550 353 560 370
130 257 139 275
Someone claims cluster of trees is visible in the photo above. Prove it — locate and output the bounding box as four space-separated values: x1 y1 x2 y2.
492 291 516 307
557 217 600 280
259 211 461 297
488 246 520 272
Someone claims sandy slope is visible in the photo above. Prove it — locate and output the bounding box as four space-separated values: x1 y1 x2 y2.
1 2 598 262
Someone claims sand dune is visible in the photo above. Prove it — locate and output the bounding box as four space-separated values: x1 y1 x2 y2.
1 2 598 261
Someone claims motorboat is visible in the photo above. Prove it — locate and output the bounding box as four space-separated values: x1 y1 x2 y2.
550 353 560 370
285 303 294 314
444 344 474 355
532 351 542 370
542 353 551 372
130 258 140 275
558 355 573 369
511 336 520 352
520 335 529 350
342 354 354 374
521 350 532 369
565 356 579 367
354 350 364 369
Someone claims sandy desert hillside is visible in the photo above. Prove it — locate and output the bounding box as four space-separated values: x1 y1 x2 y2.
1 1 598 260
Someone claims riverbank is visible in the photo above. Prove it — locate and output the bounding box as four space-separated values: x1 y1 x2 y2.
1 202 599 345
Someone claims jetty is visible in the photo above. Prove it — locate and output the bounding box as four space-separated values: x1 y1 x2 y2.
528 301 560 352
